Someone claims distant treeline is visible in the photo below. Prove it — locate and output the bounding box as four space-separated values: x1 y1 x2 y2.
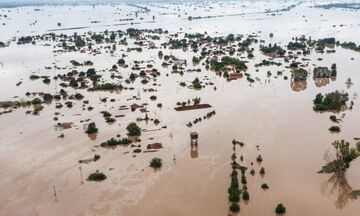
314 3 360 10
0 0 313 9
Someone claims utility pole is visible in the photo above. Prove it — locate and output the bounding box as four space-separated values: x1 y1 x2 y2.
79 166 84 184
53 185 57 202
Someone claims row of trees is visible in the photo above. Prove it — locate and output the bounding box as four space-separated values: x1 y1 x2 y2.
85 122 141 137
313 91 349 111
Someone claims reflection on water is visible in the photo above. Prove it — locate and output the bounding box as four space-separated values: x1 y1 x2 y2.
88 133 97 141
321 174 354 209
190 146 198 158
346 78 354 89
313 77 337 88
314 77 330 88
291 80 307 92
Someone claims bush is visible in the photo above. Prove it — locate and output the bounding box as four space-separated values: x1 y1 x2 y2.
106 118 116 123
101 111 112 118
33 105 44 115
250 169 255 176
43 93 53 102
87 171 106 181
229 192 239 202
30 75 40 80
126 122 141 136
100 138 131 147
261 183 269 189
141 79 149 84
228 168 240 202
192 56 200 64
229 202 240 212
70 60 82 66
229 187 240 202
94 154 100 161
69 79 78 88
275 203 286 214
193 82 202 89
84 60 93 66
93 83 117 90
330 115 338 123
75 93 84 100
43 78 51 84
192 77 202 89
241 174 247 184
150 157 162 168
118 59 125 65
329 126 341 133
140 71 146 77
32 98 42 105
260 167 265 175
242 190 250 201
133 148 142 153
350 190 360 199
129 73 136 81
85 122 98 134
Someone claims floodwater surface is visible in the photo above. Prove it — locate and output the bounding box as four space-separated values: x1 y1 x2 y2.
0 1 360 216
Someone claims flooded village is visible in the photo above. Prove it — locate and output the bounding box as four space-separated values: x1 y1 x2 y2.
0 0 360 215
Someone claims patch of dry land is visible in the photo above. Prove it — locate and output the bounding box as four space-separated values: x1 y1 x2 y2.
1 0 360 215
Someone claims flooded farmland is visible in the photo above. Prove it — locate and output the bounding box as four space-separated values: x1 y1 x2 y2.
1 1 360 216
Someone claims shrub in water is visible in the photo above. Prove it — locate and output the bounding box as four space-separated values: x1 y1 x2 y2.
150 158 162 169
85 122 98 134
242 190 250 201
275 203 286 214
94 154 100 161
87 171 106 182
229 202 240 213
126 122 141 136
260 167 265 175
261 183 269 190
329 126 341 133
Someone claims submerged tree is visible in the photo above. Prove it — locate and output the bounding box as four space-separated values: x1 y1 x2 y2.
319 140 360 175
192 97 201 105
192 77 202 89
275 203 286 214
313 91 349 112
126 122 141 136
150 158 162 169
87 171 106 181
319 140 360 209
85 122 98 134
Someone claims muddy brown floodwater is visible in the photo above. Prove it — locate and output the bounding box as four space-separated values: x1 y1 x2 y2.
1 1 360 216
